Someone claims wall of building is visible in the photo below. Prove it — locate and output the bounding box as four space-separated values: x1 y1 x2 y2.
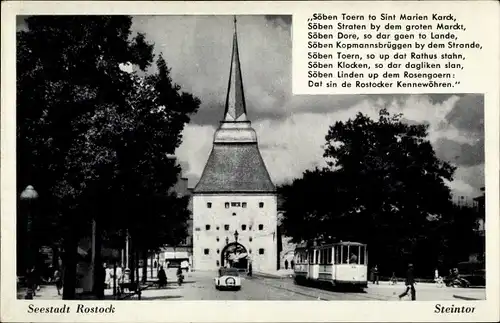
193 193 277 272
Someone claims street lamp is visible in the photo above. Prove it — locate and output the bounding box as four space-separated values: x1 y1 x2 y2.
20 185 39 300
234 230 239 243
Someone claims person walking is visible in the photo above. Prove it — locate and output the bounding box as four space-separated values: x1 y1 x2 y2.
372 265 379 285
248 262 253 277
284 259 289 270
399 263 416 301
53 267 63 295
390 272 397 285
157 266 167 288
104 264 112 289
25 267 36 298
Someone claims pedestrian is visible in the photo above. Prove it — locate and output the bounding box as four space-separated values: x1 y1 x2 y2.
157 266 167 288
399 263 416 301
115 264 123 294
390 272 397 285
53 267 63 295
104 264 112 289
284 259 289 270
248 262 253 277
30 266 39 296
25 267 36 298
372 265 379 285
290 259 295 270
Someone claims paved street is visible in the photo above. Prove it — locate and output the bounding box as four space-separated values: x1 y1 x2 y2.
18 269 485 301
135 269 485 301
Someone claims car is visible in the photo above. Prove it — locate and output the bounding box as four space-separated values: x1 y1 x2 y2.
215 267 242 291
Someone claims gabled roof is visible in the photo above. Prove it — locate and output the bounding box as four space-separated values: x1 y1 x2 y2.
194 143 275 193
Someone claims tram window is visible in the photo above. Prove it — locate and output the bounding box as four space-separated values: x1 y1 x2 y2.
315 250 319 264
360 246 365 265
350 245 359 264
335 246 339 264
342 245 349 264
328 248 332 264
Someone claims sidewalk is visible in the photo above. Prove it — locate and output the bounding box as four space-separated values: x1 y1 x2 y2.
365 282 486 301
17 284 62 300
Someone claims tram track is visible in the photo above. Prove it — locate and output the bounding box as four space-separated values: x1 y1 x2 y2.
250 277 390 301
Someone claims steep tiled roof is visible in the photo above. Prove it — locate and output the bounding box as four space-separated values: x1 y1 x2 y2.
194 143 275 193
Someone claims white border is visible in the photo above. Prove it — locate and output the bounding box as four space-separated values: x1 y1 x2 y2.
1 1 499 322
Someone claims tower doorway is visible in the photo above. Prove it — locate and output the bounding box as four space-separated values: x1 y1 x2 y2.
221 242 248 272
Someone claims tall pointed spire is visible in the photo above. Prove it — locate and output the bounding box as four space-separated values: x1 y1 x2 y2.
224 15 248 122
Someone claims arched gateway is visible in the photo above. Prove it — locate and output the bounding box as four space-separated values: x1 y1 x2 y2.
221 242 248 271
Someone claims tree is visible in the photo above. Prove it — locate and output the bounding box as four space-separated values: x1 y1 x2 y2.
281 109 456 277
17 16 199 299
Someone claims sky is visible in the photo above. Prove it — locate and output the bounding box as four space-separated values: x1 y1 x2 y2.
17 15 485 199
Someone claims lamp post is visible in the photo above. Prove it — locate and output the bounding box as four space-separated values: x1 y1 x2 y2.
20 185 39 300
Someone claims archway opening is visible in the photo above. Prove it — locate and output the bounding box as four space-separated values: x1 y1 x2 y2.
221 242 248 272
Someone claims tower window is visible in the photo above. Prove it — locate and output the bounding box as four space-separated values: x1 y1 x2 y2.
232 212 236 216
216 237 220 242
259 248 265 255
206 225 211 230
242 202 247 208
242 224 247 231
217 249 220 254
249 237 253 242
216 226 220 230
216 260 220 266
225 202 230 209
231 202 241 207
258 224 264 230
204 249 210 255
207 202 212 208
195 227 201 231
259 202 264 208
249 249 252 254
224 224 230 231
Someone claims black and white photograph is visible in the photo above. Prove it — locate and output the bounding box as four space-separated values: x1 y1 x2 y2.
14 14 485 303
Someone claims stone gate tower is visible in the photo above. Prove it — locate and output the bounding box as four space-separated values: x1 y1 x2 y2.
192 17 277 272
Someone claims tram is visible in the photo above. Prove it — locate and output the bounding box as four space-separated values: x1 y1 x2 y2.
293 241 368 289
